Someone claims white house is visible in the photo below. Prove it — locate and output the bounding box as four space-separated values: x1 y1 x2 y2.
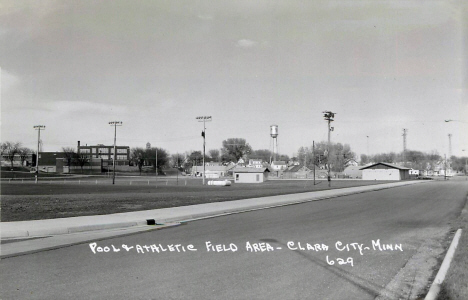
233 167 270 183
270 161 287 171
192 165 234 178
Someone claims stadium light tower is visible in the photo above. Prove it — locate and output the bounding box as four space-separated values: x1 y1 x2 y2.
33 125 45 183
323 111 336 187
109 121 122 185
196 116 212 185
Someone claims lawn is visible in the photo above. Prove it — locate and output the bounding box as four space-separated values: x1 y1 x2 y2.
1 179 390 222
438 195 468 300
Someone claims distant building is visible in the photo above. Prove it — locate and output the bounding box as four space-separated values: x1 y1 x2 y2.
1 153 33 167
270 161 287 171
38 151 103 173
77 141 130 166
360 162 410 180
192 165 235 178
233 167 270 183
283 165 311 179
37 152 67 173
248 159 264 168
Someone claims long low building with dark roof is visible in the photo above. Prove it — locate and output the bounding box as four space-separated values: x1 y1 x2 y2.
360 162 410 180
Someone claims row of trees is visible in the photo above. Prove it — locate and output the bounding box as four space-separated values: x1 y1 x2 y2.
130 147 169 175
360 150 468 172
0 142 35 168
295 142 356 172
6 138 465 174
128 138 292 175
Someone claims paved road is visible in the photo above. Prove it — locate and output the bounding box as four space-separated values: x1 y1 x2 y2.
1 181 467 300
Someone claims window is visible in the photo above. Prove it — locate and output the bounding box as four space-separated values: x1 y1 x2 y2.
99 148 109 153
117 155 127 160
80 149 90 153
236 174 239 181
92 148 97 153
117 149 127 154
256 174 260 181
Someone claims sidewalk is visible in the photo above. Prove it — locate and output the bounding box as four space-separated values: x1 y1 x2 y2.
1 181 423 240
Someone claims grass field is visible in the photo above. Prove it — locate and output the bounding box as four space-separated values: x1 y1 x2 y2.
439 194 468 300
1 178 390 222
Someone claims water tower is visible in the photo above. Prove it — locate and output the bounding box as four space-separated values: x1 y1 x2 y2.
270 125 279 162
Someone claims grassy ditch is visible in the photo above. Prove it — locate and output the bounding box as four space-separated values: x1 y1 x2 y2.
438 194 468 300
1 179 391 221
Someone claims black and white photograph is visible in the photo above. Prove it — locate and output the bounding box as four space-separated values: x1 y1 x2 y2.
1 1 467 299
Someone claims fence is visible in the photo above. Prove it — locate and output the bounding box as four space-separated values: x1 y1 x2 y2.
1 177 204 186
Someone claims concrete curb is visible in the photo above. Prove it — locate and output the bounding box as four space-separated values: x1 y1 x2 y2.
1 221 145 239
424 228 463 300
1 181 424 239
0 223 182 259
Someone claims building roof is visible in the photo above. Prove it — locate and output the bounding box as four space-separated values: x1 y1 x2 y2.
233 167 270 173
193 165 227 172
271 161 287 165
359 162 411 171
284 165 310 173
80 145 129 148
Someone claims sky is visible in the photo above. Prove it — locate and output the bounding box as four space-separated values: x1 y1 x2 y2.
1 0 467 159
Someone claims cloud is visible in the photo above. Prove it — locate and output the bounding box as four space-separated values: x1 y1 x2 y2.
50 100 127 116
236 39 258 48
1 68 19 92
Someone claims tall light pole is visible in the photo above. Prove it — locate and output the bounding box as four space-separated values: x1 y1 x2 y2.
445 119 468 175
109 121 122 185
33 125 45 183
366 136 369 157
196 116 212 185
323 111 335 187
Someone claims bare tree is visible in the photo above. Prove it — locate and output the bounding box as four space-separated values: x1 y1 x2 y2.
62 147 76 169
171 153 185 168
74 154 90 173
0 142 8 157
3 142 21 168
131 147 146 175
18 147 33 167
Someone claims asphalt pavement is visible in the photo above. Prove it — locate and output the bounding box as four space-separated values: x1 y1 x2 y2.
2 180 422 239
1 180 466 300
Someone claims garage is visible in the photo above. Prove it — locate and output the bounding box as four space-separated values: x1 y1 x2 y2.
360 162 410 180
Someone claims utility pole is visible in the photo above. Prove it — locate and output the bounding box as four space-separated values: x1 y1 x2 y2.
366 136 369 157
444 154 447 181
109 121 122 185
448 134 452 172
402 128 408 167
196 116 212 185
323 111 336 187
33 125 45 183
313 141 315 186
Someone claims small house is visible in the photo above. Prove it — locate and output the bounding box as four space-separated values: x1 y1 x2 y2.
283 165 311 179
233 167 270 183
